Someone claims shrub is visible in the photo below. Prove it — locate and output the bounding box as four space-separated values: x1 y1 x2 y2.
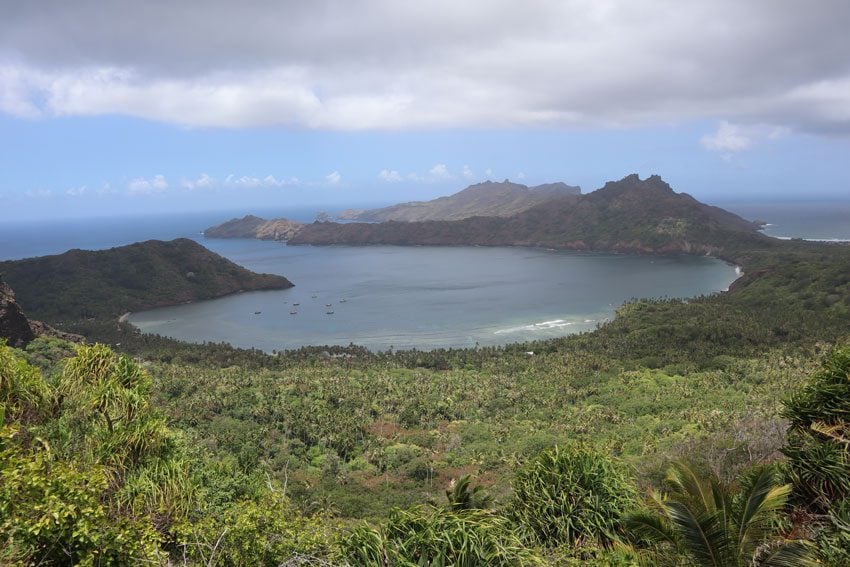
782 346 850 511
510 443 637 548
340 505 540 566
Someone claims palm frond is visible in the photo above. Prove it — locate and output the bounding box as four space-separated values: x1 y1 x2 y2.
665 500 729 567
755 539 819 567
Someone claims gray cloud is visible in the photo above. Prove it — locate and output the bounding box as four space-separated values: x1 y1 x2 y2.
1 0 849 133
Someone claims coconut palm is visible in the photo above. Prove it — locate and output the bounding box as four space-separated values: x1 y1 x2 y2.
445 474 494 511
626 461 816 566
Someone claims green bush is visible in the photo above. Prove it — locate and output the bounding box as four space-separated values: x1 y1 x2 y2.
510 443 637 548
782 346 850 511
340 504 541 566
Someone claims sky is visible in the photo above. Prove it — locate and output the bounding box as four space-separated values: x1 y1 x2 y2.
1 0 850 220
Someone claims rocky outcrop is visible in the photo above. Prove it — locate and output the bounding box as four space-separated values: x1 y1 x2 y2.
0 279 35 347
0 279 83 347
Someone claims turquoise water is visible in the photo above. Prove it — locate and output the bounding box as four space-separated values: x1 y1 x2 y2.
129 240 738 351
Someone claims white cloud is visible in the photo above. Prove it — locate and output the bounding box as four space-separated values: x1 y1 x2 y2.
461 165 474 180
325 170 341 185
484 168 493 178
700 121 752 152
66 185 87 196
223 174 300 188
127 174 168 195
24 188 53 198
516 172 526 180
181 173 215 190
700 121 789 156
2 2 848 134
379 169 402 182
429 164 452 180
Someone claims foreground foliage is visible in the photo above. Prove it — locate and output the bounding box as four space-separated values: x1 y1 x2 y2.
342 505 540 566
510 444 636 548
626 462 815 566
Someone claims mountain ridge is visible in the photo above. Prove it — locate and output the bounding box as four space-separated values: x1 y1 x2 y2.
338 179 581 222
289 174 767 257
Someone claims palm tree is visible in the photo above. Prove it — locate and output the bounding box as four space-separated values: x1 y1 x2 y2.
626 461 816 566
445 473 493 511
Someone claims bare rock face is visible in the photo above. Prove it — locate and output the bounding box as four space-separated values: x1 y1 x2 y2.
0 279 35 347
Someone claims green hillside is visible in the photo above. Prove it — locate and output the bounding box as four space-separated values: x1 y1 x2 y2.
0 238 293 322
292 174 766 255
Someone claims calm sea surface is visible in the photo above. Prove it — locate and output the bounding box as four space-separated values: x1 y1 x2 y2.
2 200 846 351
128 242 738 351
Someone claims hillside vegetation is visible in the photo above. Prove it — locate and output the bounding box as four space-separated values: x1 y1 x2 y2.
292 175 765 255
203 214 304 240
0 238 293 322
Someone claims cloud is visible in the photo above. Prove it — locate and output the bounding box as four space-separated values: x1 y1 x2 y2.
222 174 300 188
701 121 789 154
379 169 402 182
428 164 452 180
484 168 493 178
700 121 752 152
181 173 215 190
461 165 474 180
516 172 526 180
97 182 116 195
127 174 168 195
66 185 87 196
0 2 848 134
24 188 53 198
325 170 341 185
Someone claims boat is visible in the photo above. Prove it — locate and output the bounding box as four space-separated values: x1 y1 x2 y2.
290 310 298 315
311 294 317 298
325 303 332 307
326 309 334 314
292 302 300 306
254 311 261 315
339 298 347 303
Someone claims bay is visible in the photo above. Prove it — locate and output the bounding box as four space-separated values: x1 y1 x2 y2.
129 241 738 351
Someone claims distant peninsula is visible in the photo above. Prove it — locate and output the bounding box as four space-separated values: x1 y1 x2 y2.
204 215 304 241
207 174 768 258
0 238 293 323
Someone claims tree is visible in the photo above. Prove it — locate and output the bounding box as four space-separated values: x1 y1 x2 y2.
445 474 493 511
626 461 816 566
